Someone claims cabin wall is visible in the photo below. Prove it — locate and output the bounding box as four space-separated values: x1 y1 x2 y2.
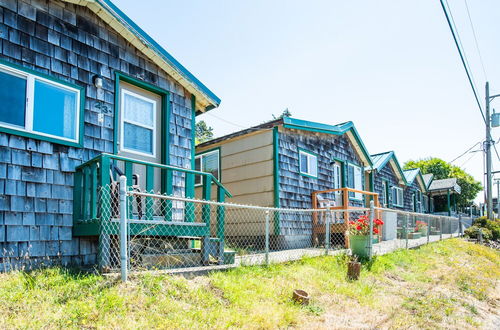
373 163 401 208
277 128 364 248
0 0 194 269
195 130 274 237
404 182 421 212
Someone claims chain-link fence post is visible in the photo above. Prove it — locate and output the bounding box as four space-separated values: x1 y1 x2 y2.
479 227 483 243
426 216 430 244
405 214 409 249
439 217 443 241
325 202 331 256
368 200 374 259
458 215 462 237
265 210 270 266
119 176 128 282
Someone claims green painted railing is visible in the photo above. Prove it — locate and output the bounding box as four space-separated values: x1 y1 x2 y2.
73 153 231 231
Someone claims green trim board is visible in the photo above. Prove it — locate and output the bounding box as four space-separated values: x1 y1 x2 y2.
272 127 281 235
281 117 373 168
369 151 408 185
185 94 197 199
113 71 171 194
60 0 221 111
0 58 86 148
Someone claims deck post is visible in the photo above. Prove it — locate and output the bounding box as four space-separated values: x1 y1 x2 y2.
119 176 128 282
265 210 270 266
368 200 374 259
325 202 331 256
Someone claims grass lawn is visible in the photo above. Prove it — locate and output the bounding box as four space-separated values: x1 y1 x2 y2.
0 239 499 329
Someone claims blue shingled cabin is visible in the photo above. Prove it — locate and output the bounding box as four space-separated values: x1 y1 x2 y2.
195 117 376 249
403 168 428 213
0 0 230 270
367 151 407 210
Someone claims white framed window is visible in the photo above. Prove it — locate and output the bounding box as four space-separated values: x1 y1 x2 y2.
347 163 363 200
0 63 81 144
195 149 220 186
391 186 404 207
332 163 341 190
299 149 318 178
119 88 157 157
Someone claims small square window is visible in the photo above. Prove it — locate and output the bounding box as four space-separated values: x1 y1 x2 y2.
195 149 220 186
299 150 318 178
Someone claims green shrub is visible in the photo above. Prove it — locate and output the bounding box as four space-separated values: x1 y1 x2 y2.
485 220 500 240
464 226 492 240
472 216 487 227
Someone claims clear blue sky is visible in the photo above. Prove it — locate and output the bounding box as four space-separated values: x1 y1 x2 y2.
114 0 500 203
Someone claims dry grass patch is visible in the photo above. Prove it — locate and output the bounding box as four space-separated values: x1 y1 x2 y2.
0 239 498 329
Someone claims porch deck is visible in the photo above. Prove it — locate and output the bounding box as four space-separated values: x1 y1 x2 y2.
72 153 231 269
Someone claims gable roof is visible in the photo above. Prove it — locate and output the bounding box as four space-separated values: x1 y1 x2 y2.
62 0 220 113
280 117 373 167
368 151 407 185
422 173 434 189
403 168 427 192
429 178 461 194
197 117 373 167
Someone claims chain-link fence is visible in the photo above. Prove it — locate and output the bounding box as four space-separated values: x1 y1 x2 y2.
99 179 463 280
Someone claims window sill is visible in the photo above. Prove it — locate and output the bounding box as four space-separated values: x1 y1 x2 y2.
299 172 318 179
0 126 82 148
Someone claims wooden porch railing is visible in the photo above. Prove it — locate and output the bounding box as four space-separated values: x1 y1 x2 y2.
311 187 380 248
73 153 231 232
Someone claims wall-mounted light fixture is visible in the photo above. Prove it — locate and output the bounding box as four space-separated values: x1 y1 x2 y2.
93 74 103 89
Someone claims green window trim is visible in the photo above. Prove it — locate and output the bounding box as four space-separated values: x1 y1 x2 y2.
346 162 363 201
0 59 85 148
194 147 221 187
391 186 404 207
298 148 318 178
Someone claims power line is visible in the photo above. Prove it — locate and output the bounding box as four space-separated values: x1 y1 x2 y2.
450 141 482 163
439 0 486 124
463 0 488 81
204 112 247 129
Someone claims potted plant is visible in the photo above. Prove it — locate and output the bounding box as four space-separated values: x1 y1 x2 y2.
348 215 383 258
415 221 428 235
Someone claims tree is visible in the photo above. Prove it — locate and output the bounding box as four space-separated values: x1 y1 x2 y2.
403 157 482 208
272 108 292 120
195 120 214 144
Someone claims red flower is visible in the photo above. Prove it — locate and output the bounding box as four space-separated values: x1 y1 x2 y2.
373 228 379 234
356 225 362 231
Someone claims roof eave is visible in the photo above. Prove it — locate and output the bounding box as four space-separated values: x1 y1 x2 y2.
70 0 220 112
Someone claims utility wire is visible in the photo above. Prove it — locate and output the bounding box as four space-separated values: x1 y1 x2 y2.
464 0 488 81
450 141 482 163
439 0 486 124
204 112 247 129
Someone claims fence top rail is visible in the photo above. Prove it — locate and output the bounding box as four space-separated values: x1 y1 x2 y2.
127 190 371 213
76 153 232 197
312 187 379 196
375 206 459 220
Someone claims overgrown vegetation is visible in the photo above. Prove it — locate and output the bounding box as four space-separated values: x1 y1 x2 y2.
464 216 500 241
403 157 482 208
0 239 498 329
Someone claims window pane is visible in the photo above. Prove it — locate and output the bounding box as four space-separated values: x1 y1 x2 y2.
123 122 153 154
195 157 202 185
0 70 26 127
308 155 317 177
203 152 219 180
123 92 154 127
300 153 308 173
33 80 77 139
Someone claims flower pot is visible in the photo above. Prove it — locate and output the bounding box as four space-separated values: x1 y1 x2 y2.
349 235 370 258
419 227 428 235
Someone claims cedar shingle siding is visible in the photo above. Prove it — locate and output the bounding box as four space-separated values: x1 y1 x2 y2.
0 0 194 269
373 163 400 208
277 129 363 248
